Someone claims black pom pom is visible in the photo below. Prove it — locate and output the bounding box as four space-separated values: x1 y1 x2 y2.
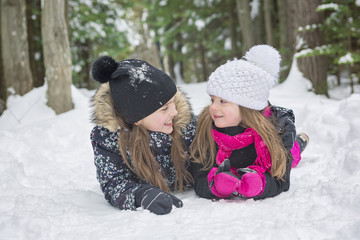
91 56 118 83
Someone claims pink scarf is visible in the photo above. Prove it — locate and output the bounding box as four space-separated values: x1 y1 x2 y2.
211 127 272 174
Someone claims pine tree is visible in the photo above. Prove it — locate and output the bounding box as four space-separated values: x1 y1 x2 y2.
316 0 360 93
68 0 131 89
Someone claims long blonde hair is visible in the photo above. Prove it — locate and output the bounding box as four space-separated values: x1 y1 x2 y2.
118 120 193 193
190 105 288 180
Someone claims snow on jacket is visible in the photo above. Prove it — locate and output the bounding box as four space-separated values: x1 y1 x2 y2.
90 83 196 210
191 105 296 200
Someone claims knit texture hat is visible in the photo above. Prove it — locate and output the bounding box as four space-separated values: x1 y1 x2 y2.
91 56 177 124
207 45 281 110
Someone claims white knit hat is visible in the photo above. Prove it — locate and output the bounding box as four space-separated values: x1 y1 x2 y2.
207 45 281 110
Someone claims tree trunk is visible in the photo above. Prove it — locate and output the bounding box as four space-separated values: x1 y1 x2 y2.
26 0 45 87
65 0 71 43
42 0 73 114
74 39 95 89
85 40 97 90
277 0 291 81
286 0 297 56
264 0 273 46
229 1 239 58
199 42 207 82
175 33 184 82
236 0 254 53
0 3 6 104
1 0 33 96
252 0 265 45
166 43 176 81
294 0 328 96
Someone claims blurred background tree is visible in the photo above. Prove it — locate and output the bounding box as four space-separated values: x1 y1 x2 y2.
42 0 73 114
0 0 359 114
316 0 360 94
1 0 33 98
69 0 133 89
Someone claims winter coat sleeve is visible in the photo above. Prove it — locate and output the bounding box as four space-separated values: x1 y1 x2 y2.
181 115 197 150
190 161 219 199
271 106 296 151
254 155 292 200
254 106 296 199
186 114 218 199
181 115 197 172
90 126 149 210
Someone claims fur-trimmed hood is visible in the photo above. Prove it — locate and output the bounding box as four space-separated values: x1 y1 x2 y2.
91 82 192 133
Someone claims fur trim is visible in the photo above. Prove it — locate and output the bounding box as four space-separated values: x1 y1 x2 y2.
91 83 192 133
172 88 192 132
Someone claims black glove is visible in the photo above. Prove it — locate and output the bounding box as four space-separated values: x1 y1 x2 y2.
136 187 183 215
215 158 231 175
272 106 296 151
273 116 296 151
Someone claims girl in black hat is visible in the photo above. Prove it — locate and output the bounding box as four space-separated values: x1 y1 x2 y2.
90 57 195 215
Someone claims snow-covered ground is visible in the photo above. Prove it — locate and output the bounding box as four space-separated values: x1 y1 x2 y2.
1 61 359 240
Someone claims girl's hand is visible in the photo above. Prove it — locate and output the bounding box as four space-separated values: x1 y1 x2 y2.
208 159 241 198
236 168 265 197
136 187 183 215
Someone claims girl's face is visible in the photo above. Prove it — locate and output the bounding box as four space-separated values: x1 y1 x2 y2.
137 96 178 134
209 95 242 128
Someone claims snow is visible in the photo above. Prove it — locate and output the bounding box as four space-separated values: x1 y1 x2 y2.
317 3 339 11
195 19 206 31
250 0 260 20
338 53 354 64
224 37 232 50
1 61 360 240
294 45 331 58
86 22 106 38
129 63 152 86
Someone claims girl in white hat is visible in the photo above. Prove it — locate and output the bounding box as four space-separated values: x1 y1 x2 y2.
190 45 309 199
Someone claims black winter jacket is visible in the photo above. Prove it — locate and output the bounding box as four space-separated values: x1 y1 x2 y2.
191 105 296 200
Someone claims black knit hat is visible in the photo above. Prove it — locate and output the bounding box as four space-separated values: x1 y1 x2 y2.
91 56 177 124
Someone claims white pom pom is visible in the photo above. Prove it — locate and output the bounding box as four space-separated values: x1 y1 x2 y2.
244 45 281 80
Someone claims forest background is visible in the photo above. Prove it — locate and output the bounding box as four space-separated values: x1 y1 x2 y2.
1 0 360 115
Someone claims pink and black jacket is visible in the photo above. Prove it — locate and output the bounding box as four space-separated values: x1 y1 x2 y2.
191 105 297 200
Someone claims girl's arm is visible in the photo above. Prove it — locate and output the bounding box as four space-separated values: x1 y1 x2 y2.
180 115 197 151
180 114 208 190
271 106 296 151
253 155 292 200
91 126 147 210
184 115 219 199
254 106 296 199
191 162 218 199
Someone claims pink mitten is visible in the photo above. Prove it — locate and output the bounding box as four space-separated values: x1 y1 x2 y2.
236 168 265 197
208 168 240 198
